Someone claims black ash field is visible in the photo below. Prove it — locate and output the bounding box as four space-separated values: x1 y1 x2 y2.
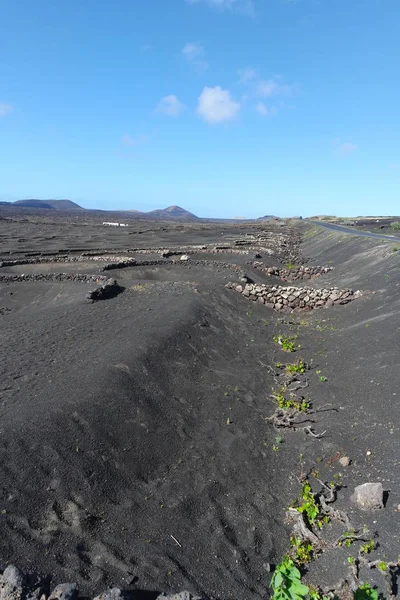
1 212 400 600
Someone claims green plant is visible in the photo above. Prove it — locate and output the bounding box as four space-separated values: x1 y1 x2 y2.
354 583 378 600
392 246 399 252
360 540 375 554
270 556 309 600
290 537 313 564
273 334 300 353
390 221 400 230
377 561 387 572
273 436 284 451
286 263 296 270
319 375 328 382
286 360 307 375
290 482 329 529
273 388 310 412
338 530 357 548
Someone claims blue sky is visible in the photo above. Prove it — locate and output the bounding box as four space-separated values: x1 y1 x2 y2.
1 0 400 218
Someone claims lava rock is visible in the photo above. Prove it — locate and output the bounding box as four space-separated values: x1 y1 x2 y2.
2 567 24 589
48 584 78 600
93 588 123 600
351 482 384 510
86 278 122 302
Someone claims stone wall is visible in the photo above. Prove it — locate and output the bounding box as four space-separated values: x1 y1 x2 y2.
225 282 362 311
250 263 334 281
0 273 108 283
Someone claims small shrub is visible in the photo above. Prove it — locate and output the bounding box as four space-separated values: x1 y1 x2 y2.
354 583 378 600
390 221 400 230
270 556 309 600
273 334 300 352
290 537 313 564
290 482 329 529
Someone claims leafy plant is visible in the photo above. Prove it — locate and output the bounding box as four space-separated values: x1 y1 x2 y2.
390 221 400 230
273 334 300 353
360 540 375 554
290 537 313 564
291 482 329 529
319 375 328 382
339 531 356 548
354 583 378 600
270 556 309 600
273 388 310 412
286 360 307 375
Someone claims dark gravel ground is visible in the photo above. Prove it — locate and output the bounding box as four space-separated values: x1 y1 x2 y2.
0 217 299 600
1 214 400 598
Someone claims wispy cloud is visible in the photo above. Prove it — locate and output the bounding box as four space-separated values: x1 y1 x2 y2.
182 42 208 73
0 103 13 117
121 134 149 146
256 102 277 117
257 79 295 97
186 0 255 16
336 141 357 157
156 95 186 117
197 86 240 124
238 67 258 84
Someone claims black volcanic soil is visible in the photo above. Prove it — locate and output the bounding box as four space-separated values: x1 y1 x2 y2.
0 216 300 600
1 214 400 599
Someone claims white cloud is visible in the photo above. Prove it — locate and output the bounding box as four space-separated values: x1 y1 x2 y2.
337 141 357 156
0 103 13 117
257 79 294 97
197 86 240 124
238 67 258 84
186 0 255 16
122 134 148 146
256 102 277 117
182 42 208 73
156 95 186 117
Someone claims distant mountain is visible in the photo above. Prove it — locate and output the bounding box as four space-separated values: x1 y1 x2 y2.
0 200 199 220
13 199 84 210
258 215 279 220
147 205 198 220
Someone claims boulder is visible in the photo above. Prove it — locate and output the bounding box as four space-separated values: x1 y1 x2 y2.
351 482 384 510
48 584 78 600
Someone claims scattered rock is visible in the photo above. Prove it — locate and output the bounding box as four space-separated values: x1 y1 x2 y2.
351 482 384 510
86 278 122 302
339 456 351 467
180 255 190 261
48 584 78 600
2 567 24 589
93 589 123 600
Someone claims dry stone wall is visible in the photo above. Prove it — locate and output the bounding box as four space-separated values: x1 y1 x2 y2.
250 263 334 281
0 273 108 284
225 282 362 311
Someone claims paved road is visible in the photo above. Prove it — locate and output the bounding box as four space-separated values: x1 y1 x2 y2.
309 220 399 241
